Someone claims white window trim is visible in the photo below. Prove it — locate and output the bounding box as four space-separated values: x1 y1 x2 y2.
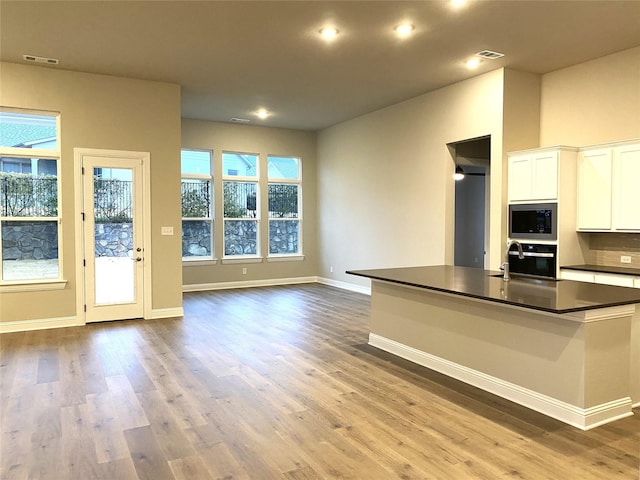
183 258 218 266
0 279 67 293
181 149 214 262
221 256 263 265
267 155 302 258
267 255 305 262
220 151 262 259
0 110 62 286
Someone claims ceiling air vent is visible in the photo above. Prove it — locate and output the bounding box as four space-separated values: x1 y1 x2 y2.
23 54 59 65
475 50 504 60
230 117 251 124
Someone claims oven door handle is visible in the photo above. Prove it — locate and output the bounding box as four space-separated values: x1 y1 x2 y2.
508 251 555 258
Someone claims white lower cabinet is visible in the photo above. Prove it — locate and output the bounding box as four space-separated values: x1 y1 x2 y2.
561 270 639 288
593 273 635 288
560 270 594 283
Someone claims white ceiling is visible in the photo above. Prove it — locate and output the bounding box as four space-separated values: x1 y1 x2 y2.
1 1 640 131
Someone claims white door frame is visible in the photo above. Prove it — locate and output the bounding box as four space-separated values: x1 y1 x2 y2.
74 148 152 324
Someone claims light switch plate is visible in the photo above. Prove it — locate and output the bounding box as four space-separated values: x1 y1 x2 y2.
620 255 632 264
161 226 174 236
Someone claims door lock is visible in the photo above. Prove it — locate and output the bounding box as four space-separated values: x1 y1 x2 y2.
136 247 142 252
136 257 143 262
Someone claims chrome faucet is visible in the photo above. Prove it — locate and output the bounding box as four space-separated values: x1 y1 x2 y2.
502 239 525 281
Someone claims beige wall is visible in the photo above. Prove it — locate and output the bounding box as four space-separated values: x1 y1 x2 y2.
0 62 182 323
181 119 317 286
316 69 508 287
3 44 639 325
540 46 640 146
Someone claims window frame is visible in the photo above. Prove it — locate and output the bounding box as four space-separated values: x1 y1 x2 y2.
180 148 215 264
221 151 261 262
267 155 303 259
0 108 64 290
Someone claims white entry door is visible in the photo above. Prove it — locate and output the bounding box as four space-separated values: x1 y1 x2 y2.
82 154 145 322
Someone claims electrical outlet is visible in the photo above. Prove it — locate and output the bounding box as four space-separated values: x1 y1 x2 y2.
620 255 632 264
242 267 247 274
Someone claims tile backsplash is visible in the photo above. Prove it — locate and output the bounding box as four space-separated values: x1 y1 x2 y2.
588 233 640 268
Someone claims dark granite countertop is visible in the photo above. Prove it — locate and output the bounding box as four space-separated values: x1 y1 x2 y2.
561 264 640 277
346 265 640 314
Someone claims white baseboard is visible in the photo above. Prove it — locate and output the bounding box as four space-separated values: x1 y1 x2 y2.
0 316 79 333
183 276 371 295
369 333 633 430
183 276 317 292
316 277 371 295
149 307 184 319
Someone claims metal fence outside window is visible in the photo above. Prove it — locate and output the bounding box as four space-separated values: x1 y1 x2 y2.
93 178 132 223
0 173 58 217
181 180 211 218
268 184 298 218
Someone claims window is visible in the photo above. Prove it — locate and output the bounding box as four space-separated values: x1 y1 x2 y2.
222 152 259 257
181 149 213 260
268 156 301 256
0 109 61 282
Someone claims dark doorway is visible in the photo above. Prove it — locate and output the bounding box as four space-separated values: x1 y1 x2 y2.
450 136 490 269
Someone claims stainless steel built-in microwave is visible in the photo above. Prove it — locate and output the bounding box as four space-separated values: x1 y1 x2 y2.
508 203 557 241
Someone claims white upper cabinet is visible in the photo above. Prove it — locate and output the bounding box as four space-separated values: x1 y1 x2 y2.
508 150 559 202
577 148 612 230
577 141 640 232
613 143 640 231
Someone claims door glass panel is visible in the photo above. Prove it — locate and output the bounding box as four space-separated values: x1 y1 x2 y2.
93 167 135 305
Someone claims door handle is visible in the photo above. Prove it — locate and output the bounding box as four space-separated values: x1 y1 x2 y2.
136 257 143 262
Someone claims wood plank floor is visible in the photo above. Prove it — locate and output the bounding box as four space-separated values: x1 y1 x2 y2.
1 284 639 479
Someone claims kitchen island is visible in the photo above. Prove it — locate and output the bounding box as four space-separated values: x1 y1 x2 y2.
347 265 640 430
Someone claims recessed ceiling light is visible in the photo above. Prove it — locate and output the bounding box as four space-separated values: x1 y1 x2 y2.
466 58 481 69
255 109 270 120
451 0 467 9
319 27 339 40
394 24 415 37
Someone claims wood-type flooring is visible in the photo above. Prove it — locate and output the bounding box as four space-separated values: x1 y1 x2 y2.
1 284 639 479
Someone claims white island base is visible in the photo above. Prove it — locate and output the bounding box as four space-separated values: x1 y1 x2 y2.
369 280 635 430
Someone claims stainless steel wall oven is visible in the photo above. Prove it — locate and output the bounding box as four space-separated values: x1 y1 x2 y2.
507 243 557 279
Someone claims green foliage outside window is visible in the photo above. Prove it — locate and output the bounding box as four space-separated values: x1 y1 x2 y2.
93 177 132 223
224 182 251 218
181 181 210 218
268 184 298 218
0 172 57 217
